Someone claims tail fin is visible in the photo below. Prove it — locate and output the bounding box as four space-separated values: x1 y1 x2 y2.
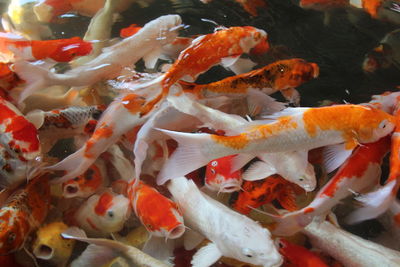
156 129 214 185
345 180 397 224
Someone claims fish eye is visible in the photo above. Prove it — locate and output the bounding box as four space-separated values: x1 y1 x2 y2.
379 120 387 129
107 211 114 218
242 248 254 258
7 232 16 243
211 161 218 167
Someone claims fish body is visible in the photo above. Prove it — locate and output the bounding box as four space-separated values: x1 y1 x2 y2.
160 26 269 97
273 136 390 236
300 0 349 11
232 174 300 214
158 104 395 182
205 155 243 193
0 174 50 255
0 96 40 161
72 190 131 237
181 58 319 105
277 238 329 267
167 176 282 267
128 180 185 239
13 14 182 102
32 221 75 265
0 33 92 62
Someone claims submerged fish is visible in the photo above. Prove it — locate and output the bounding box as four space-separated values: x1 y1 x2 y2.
167 176 282 267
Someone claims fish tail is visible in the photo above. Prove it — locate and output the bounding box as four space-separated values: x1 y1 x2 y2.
345 180 397 224
156 129 214 185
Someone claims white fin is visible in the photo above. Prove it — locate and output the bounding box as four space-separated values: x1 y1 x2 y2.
322 143 354 173
231 153 256 172
143 48 162 69
247 89 286 117
183 229 205 250
156 129 213 185
220 56 240 68
133 139 149 180
25 109 45 129
191 242 222 267
272 210 313 236
261 107 309 120
71 244 117 267
345 181 397 224
108 145 135 181
143 236 174 265
242 160 277 181
47 147 94 184
228 58 256 75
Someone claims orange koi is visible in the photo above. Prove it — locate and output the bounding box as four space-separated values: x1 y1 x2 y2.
277 238 329 267
0 174 50 255
235 0 267 17
231 174 300 214
0 96 40 161
157 104 395 184
205 155 242 193
180 58 319 105
159 26 269 98
273 136 390 236
62 162 107 198
0 33 93 62
127 180 185 239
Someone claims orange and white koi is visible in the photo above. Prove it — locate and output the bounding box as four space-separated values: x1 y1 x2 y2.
48 92 160 184
71 190 131 237
276 238 329 267
0 174 50 255
157 104 395 184
13 14 182 102
272 136 390 236
167 176 282 267
0 96 40 161
180 58 319 105
62 161 108 198
127 180 185 239
205 155 243 193
0 33 93 63
232 174 301 215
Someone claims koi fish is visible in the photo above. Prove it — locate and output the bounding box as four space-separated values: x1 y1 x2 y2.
235 0 268 17
167 176 282 267
349 0 383 18
157 104 395 184
232 174 301 214
0 33 93 62
48 92 160 184
0 63 21 101
71 190 131 237
62 161 108 198
272 136 390 236
205 155 243 193
127 180 185 239
180 58 319 105
32 222 75 266
13 14 182 102
158 26 269 98
62 227 170 267
0 96 40 161
303 218 400 267
300 0 349 11
276 238 329 267
0 174 50 255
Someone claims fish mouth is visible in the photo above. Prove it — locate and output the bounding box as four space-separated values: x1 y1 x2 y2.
167 225 186 239
63 184 79 198
220 181 242 193
33 244 54 260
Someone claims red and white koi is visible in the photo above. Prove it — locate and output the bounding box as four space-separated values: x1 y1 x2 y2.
13 14 182 102
157 104 394 184
0 174 50 255
205 155 243 193
71 190 131 237
272 136 390 236
167 176 282 267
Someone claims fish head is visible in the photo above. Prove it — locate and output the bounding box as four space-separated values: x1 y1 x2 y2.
356 107 396 143
0 208 29 255
52 37 92 62
205 155 242 193
93 192 131 233
239 27 268 54
62 165 104 198
229 225 282 267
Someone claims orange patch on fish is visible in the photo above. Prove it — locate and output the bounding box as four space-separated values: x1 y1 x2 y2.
122 94 146 114
94 192 114 216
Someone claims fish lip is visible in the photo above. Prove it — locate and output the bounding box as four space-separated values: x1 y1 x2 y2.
63 184 79 198
220 181 241 193
33 244 54 260
166 224 186 239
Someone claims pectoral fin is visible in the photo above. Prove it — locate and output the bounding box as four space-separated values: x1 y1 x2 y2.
322 143 354 173
191 242 222 267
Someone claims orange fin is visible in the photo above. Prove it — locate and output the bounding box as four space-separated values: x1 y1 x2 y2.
277 187 298 212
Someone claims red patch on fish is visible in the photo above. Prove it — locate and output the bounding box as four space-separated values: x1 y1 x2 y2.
120 24 142 38
94 192 114 216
